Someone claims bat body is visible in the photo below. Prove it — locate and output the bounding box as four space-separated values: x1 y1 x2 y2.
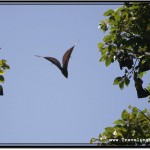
35 45 75 78
0 85 3 95
134 78 150 98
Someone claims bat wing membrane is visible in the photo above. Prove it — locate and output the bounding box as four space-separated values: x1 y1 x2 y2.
44 57 62 71
62 45 75 70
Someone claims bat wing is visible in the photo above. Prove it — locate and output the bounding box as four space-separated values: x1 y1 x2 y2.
35 55 62 71
62 45 75 70
44 57 62 71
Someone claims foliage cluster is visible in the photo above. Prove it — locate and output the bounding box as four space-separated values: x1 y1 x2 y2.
91 2 150 146
98 2 150 98
0 58 10 95
90 105 150 146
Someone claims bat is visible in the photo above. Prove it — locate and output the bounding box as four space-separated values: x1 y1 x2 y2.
134 77 150 98
35 45 76 78
0 85 3 95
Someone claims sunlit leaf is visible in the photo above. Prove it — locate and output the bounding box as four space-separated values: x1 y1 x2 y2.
98 42 104 49
115 14 120 21
138 71 146 78
132 107 138 114
113 119 125 125
129 6 139 11
100 47 108 55
121 109 129 121
105 127 114 133
115 7 124 13
105 57 112 67
104 9 114 16
100 55 107 62
103 35 113 43
0 70 5 75
113 77 122 85
100 20 108 31
90 138 97 144
146 84 150 92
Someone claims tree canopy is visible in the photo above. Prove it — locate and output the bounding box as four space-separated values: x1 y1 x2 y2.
90 105 150 146
91 2 150 146
98 2 150 99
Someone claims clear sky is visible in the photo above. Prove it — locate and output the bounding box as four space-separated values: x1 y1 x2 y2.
0 3 149 144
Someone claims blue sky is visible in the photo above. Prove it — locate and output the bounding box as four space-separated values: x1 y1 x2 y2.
0 3 149 143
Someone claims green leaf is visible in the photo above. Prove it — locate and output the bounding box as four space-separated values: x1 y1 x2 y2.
105 57 112 67
105 127 114 133
115 14 120 21
0 75 4 83
100 55 107 62
0 70 5 75
119 81 124 90
2 63 10 70
100 47 108 55
0 60 3 67
103 35 113 43
124 77 130 86
146 84 150 92
138 71 146 78
129 114 135 120
90 138 97 144
129 6 139 11
113 77 122 85
128 105 132 110
104 9 114 16
121 109 129 121
110 27 117 34
115 7 124 13
124 12 128 20
0 60 6 67
120 126 127 132
113 119 125 125
99 20 108 31
132 107 138 114
141 109 147 114
98 42 104 49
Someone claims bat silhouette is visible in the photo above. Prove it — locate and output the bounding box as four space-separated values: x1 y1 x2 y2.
134 72 150 98
35 45 75 78
134 77 150 98
0 85 3 96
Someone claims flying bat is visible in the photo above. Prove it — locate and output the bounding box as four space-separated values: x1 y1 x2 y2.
35 45 75 78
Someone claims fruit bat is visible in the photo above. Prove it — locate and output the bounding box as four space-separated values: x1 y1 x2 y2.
134 77 150 98
0 85 3 95
35 45 75 78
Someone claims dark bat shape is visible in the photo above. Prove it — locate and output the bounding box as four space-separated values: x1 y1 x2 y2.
35 45 75 78
136 87 150 98
134 78 150 98
0 85 3 96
